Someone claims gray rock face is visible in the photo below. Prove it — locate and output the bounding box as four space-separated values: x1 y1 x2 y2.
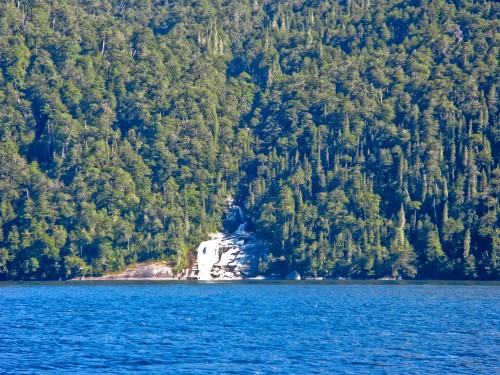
285 271 301 280
196 232 268 280
87 262 181 280
195 205 268 280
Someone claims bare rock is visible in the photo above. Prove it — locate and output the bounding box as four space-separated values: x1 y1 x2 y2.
285 271 301 280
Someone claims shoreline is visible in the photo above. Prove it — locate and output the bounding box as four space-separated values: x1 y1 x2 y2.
2 276 499 284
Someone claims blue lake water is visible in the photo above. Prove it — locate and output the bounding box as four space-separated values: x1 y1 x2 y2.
1 281 499 374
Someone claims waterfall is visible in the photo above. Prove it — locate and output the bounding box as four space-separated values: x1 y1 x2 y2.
196 238 221 280
195 206 258 280
236 206 247 233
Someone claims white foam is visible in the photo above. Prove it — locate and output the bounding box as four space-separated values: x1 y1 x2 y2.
236 222 247 232
238 206 245 222
196 239 221 280
236 206 247 232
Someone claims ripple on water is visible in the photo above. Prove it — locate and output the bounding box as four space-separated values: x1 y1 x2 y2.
0 282 498 374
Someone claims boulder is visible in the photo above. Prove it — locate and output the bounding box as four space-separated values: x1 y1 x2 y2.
285 271 301 280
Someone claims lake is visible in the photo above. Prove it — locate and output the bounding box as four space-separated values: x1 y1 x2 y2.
1 281 499 374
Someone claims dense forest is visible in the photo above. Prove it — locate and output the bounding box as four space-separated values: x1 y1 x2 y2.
0 0 498 280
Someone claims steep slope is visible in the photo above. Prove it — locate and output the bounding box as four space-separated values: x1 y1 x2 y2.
0 0 498 280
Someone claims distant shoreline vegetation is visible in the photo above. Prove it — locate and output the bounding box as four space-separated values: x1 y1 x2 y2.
0 0 498 281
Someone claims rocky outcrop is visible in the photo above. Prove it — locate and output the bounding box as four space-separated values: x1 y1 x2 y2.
285 271 301 280
84 262 188 280
195 206 268 280
208 233 268 280
195 232 268 280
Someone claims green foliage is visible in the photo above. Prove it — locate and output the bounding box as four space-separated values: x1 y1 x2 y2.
0 0 498 280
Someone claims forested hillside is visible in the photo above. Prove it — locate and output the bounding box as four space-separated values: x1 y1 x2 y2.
0 0 498 280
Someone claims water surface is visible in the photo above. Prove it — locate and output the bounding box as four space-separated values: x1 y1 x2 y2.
1 281 498 374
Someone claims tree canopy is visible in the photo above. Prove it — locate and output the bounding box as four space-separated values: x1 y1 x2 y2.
0 0 498 280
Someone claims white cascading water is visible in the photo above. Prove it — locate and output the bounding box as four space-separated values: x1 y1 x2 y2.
196 238 221 280
196 206 249 280
236 206 247 233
